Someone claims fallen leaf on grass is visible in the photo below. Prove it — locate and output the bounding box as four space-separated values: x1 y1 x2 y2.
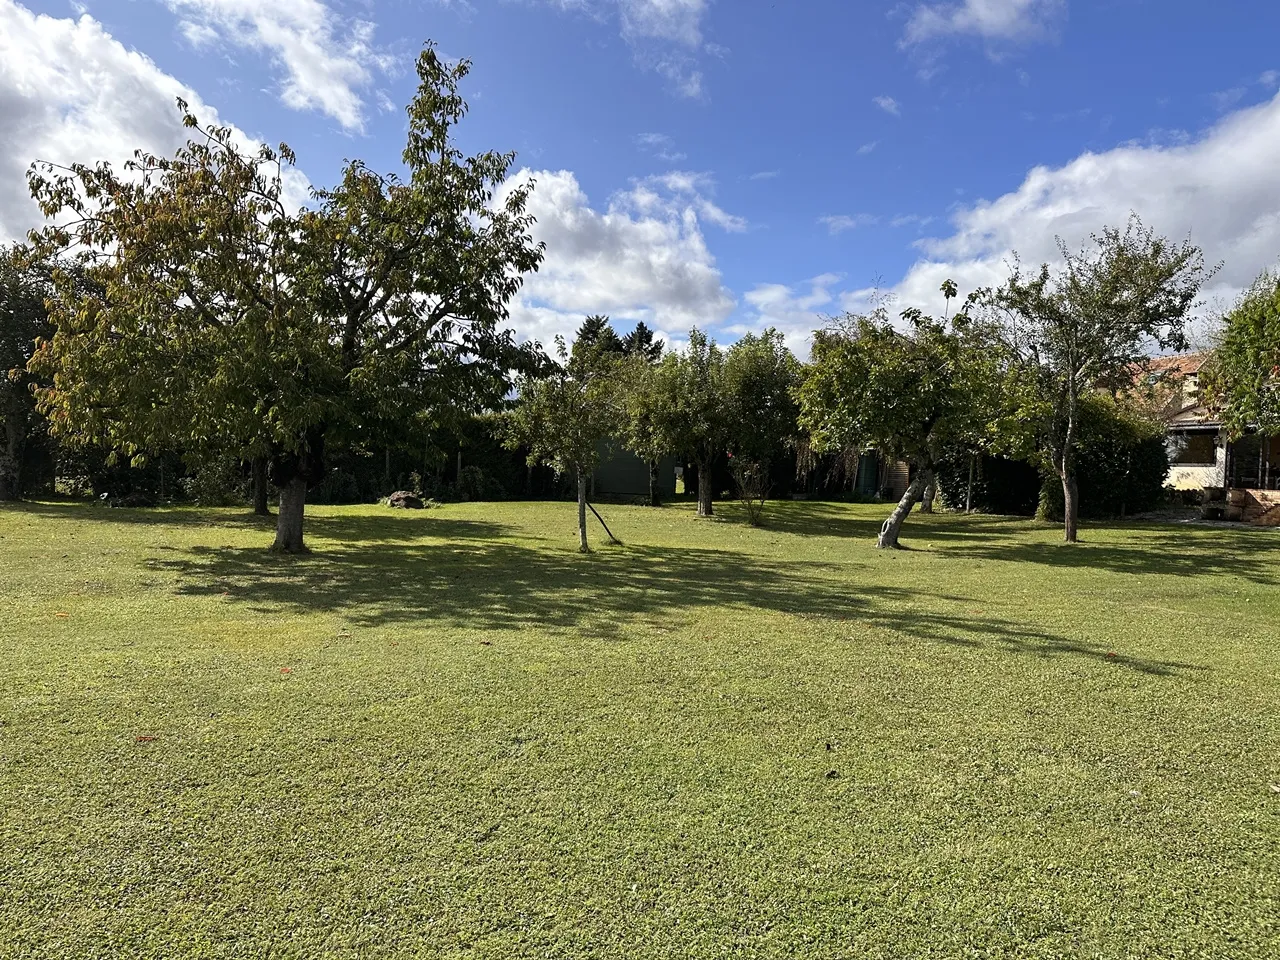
280 667 292 674
136 735 156 743
1270 784 1280 794
54 612 69 618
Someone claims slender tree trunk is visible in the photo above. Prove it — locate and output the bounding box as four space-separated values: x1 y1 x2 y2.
920 475 937 514
576 469 589 553
252 456 271 516
1061 469 1079 544
696 459 714 517
1062 379 1079 543
965 455 975 513
272 476 308 553
877 472 927 549
648 459 661 507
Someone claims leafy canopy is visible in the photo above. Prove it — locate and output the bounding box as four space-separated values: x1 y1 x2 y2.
1201 271 1280 438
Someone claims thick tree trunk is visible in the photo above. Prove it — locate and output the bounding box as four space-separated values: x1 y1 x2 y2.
576 470 589 553
1061 469 1079 544
920 474 937 514
252 456 271 516
877 472 927 549
696 460 714 517
272 476 308 554
648 459 661 507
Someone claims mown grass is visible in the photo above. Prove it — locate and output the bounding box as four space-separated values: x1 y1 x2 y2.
1 498 1277 959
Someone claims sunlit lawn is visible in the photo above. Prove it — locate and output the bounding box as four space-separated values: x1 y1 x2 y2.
1 498 1277 958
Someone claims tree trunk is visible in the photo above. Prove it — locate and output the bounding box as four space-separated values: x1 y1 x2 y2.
272 476 308 553
1061 469 1079 544
0 417 25 501
965 455 975 513
576 469 589 553
877 472 927 549
920 474 937 514
648 459 661 507
252 456 271 516
1062 378 1079 543
696 460 714 517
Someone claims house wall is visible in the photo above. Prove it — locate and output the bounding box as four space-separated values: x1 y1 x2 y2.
1167 440 1226 490
592 443 678 499
1167 448 1223 491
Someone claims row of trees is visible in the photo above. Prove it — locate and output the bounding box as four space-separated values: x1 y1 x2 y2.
10 34 1275 555
504 217 1212 549
503 319 800 549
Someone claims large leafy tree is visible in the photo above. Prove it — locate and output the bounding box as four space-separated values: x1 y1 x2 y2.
799 292 1000 548
504 337 619 552
1201 271 1280 441
653 328 729 517
983 216 1209 542
0 249 54 501
722 329 801 525
616 350 669 507
26 44 544 552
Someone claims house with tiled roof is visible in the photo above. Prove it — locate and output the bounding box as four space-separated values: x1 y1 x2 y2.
1149 352 1280 522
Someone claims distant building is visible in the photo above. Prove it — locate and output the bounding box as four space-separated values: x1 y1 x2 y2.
1152 352 1279 522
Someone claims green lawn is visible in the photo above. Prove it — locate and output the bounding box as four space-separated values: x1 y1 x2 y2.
1 499 1277 959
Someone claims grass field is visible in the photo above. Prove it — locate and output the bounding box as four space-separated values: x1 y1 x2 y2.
1 498 1278 959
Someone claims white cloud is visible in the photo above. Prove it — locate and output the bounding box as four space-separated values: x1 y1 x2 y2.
0 1 309 244
883 90 1280 336
163 0 393 131
857 140 879 155
748 170 779 181
873 95 900 116
495 167 737 348
635 131 686 162
819 214 878 235
618 0 706 47
733 273 844 356
904 0 1066 45
545 0 712 98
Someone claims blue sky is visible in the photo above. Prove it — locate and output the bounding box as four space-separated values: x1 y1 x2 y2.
3 0 1280 351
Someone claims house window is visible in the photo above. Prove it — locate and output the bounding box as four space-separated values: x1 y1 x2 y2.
1168 432 1216 466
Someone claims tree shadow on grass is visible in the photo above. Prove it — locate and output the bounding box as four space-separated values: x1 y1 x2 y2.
750 500 1040 544
150 532 1204 677
4 500 279 531
940 522 1280 586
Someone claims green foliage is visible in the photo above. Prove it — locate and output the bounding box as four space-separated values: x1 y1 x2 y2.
0 248 55 499
935 454 1042 516
179 458 247 507
652 328 729 470
1035 395 1170 520
505 337 619 479
621 321 664 363
571 315 624 371
798 303 998 470
723 329 801 464
24 43 544 550
983 215 1210 539
721 329 802 523
1201 271 1280 438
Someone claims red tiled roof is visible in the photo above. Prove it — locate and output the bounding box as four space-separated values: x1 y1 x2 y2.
1147 352 1210 377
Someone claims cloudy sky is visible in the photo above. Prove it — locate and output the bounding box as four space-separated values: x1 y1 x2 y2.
2 0 1279 354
